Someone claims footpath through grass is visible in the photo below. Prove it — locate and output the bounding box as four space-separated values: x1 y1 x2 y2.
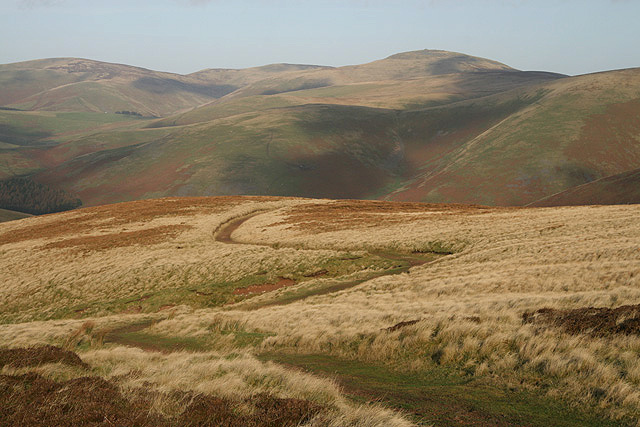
260 353 623 427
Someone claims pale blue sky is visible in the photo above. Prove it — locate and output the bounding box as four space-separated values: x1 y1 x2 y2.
1 0 638 76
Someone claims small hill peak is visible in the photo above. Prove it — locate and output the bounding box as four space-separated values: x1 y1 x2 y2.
382 49 515 74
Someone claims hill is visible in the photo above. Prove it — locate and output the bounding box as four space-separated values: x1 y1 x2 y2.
30 69 640 207
385 68 640 205
0 196 638 425
1 50 639 207
0 58 241 116
0 207 30 223
529 167 640 206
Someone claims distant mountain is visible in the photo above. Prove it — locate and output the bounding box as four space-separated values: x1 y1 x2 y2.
1 50 638 207
0 58 237 116
216 49 562 100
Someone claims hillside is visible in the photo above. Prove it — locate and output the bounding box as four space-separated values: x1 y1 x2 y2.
1 197 638 425
529 167 640 206
0 51 519 117
1 50 639 207
31 69 640 207
0 58 236 116
216 49 533 100
385 68 640 205
0 207 30 223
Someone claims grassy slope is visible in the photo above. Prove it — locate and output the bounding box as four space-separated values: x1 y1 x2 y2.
34 104 405 205
0 208 30 223
386 68 640 205
3 51 639 207
28 87 552 206
529 167 640 206
220 49 522 99
150 70 562 128
263 353 616 426
0 58 235 116
0 109 151 179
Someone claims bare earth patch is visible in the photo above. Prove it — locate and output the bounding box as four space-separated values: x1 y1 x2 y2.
233 277 297 295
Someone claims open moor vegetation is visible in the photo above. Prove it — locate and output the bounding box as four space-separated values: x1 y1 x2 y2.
1 196 639 425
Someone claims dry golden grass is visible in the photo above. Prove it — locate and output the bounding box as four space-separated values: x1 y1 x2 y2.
0 196 344 323
2 197 639 424
173 200 640 422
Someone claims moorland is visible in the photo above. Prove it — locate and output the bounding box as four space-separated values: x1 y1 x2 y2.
1 49 640 426
1 197 640 425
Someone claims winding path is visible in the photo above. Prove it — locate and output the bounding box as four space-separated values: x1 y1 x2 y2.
214 211 268 244
212 209 441 308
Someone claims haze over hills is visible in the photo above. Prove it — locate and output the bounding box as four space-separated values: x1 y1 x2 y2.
1 49 639 210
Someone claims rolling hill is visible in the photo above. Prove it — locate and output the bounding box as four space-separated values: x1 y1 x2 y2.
1 49 638 207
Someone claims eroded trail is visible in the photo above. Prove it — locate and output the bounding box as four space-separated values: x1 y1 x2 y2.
213 210 441 308
214 211 267 244
260 353 617 427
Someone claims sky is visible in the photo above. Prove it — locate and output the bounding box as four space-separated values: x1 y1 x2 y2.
1 0 639 76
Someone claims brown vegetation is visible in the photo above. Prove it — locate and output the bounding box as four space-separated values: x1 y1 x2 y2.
0 196 273 246
523 305 640 337
272 199 501 232
41 224 192 252
0 345 88 369
0 371 322 427
0 373 161 426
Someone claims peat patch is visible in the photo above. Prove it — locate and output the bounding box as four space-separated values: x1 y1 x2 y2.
0 345 88 369
523 304 640 337
1 371 323 426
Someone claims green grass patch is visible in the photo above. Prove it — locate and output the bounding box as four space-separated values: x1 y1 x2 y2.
261 353 623 426
0 110 144 144
32 253 400 322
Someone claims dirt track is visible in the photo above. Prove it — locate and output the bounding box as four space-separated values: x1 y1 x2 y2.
213 209 441 305
214 211 267 244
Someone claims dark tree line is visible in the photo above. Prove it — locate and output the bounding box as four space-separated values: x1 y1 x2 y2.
0 178 82 215
115 110 143 117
